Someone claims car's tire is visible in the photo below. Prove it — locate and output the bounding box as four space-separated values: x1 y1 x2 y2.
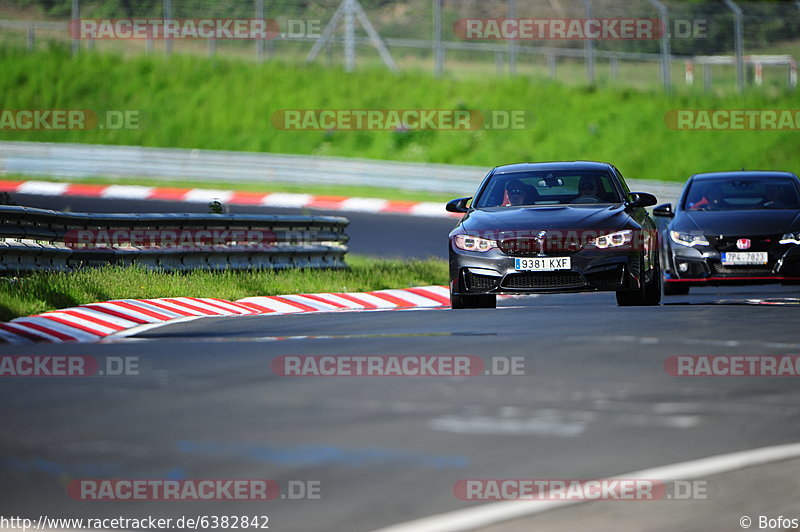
450 293 497 309
663 281 690 296
616 258 661 306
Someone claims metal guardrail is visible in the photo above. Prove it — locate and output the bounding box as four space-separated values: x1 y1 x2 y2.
0 205 349 273
0 141 683 203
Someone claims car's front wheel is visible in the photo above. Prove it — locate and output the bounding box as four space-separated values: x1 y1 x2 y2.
616 258 661 306
450 293 496 309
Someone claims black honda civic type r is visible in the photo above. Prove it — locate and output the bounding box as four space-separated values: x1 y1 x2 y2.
653 171 800 295
446 161 661 308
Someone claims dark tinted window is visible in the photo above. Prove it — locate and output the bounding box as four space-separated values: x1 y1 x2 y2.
683 177 800 211
474 171 622 208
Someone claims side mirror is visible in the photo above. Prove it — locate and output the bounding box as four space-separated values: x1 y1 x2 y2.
652 203 675 217
446 197 472 214
626 192 658 210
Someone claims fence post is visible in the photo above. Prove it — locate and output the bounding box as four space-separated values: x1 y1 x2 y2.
344 0 356 72
71 0 79 56
164 0 173 56
27 23 34 51
255 0 265 63
582 0 595 85
548 50 557 79
648 0 671 91
433 0 444 77
796 4 800 89
507 0 518 76
704 63 712 91
610 57 618 80
723 0 744 92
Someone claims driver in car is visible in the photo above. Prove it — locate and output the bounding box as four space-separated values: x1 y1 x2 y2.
689 184 731 210
571 176 602 204
760 185 785 208
504 179 528 206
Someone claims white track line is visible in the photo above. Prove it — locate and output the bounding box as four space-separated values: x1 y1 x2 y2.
12 442 800 532
371 441 800 532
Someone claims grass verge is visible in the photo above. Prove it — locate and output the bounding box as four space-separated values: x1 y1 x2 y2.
0 255 449 322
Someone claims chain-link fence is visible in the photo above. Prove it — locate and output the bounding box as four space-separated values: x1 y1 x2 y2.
1 0 798 91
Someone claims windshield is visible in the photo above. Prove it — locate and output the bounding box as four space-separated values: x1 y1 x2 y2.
683 177 800 211
473 171 623 208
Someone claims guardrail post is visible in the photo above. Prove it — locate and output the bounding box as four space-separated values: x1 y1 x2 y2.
507 0 518 76
648 0 671 91
164 0 173 56
582 0 595 85
433 0 444 76
255 0 265 63
724 0 744 92
71 0 79 56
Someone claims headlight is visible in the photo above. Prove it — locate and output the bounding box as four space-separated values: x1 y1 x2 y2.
780 232 800 245
591 230 633 249
670 231 709 247
454 234 497 252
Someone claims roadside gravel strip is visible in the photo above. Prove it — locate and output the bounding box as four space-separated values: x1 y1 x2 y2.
0 286 450 344
0 179 455 218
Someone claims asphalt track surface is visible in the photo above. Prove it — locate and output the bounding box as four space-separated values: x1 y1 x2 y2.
1 193 800 531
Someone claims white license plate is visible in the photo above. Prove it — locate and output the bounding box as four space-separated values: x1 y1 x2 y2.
721 252 768 265
515 257 571 271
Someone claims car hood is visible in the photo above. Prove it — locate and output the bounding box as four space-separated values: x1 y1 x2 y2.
674 210 800 236
458 205 632 234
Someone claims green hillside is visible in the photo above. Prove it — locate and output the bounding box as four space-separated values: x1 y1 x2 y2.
1 45 798 181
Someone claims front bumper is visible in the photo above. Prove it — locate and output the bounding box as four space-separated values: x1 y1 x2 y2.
664 241 800 286
449 246 643 295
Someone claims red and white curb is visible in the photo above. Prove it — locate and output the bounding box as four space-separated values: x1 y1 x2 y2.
0 286 451 344
0 179 457 218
